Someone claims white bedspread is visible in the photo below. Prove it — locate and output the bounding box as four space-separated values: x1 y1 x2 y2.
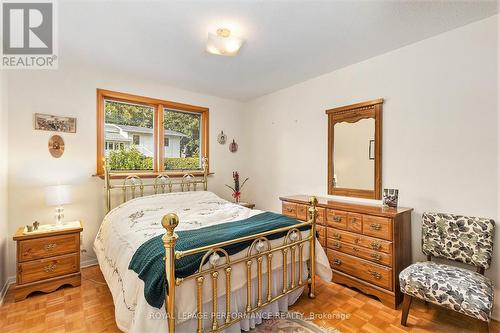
93 191 332 333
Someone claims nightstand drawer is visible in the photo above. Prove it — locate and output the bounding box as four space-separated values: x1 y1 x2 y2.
18 233 80 262
18 253 79 285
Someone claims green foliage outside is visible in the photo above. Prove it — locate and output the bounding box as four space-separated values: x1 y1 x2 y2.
108 146 200 171
105 101 154 128
164 110 201 158
164 157 200 170
108 146 153 170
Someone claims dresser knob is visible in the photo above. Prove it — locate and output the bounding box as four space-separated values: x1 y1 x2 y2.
352 247 359 252
43 263 57 272
354 238 360 244
370 241 381 250
370 223 382 231
332 242 341 249
44 243 57 250
333 217 342 223
332 259 342 265
371 253 382 261
368 269 382 279
332 233 341 240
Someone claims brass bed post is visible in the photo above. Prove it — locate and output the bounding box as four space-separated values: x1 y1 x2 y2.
202 157 208 191
162 213 179 333
308 196 318 299
103 158 111 213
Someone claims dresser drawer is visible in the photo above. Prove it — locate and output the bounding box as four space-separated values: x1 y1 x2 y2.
327 210 347 230
326 228 392 254
362 215 393 241
282 202 297 218
317 225 326 247
18 233 80 262
18 253 79 285
316 207 326 225
327 250 392 290
327 239 392 267
296 204 308 221
347 213 362 233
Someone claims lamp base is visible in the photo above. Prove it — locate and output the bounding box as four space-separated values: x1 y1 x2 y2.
55 206 65 227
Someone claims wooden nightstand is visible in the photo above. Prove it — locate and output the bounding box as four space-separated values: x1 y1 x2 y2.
238 202 255 209
13 221 83 301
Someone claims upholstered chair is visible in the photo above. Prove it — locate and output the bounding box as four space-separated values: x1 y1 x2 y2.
399 212 495 331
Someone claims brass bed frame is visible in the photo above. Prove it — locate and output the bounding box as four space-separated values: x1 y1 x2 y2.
103 157 318 333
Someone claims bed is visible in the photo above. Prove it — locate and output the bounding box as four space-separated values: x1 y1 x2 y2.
94 158 332 333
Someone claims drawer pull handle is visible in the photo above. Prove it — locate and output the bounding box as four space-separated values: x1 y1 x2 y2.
332 233 341 240
286 207 293 212
351 218 358 223
368 270 382 279
44 243 57 250
332 242 341 249
43 263 57 272
333 259 342 265
333 217 342 222
370 223 382 231
354 238 360 244
370 241 381 250
352 247 359 252
371 253 382 261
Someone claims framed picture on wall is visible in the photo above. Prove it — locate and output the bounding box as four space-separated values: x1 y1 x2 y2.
369 139 375 160
34 113 77 133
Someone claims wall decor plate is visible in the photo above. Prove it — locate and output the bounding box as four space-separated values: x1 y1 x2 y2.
229 139 238 153
48 135 65 158
34 113 77 133
217 130 227 144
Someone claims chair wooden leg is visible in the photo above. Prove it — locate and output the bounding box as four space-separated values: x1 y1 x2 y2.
400 294 412 326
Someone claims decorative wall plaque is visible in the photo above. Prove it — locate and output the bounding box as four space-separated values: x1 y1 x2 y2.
217 130 227 144
229 139 238 153
48 135 65 158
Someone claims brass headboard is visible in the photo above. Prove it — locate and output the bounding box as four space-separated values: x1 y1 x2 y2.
103 157 209 212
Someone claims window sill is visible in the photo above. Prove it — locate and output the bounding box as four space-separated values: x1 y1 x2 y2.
93 171 214 180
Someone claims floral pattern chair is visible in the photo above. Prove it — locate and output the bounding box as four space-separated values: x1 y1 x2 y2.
399 212 495 331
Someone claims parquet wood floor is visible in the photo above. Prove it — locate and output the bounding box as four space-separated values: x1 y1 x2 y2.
0 265 498 332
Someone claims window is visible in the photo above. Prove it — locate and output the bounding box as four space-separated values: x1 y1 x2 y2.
97 89 209 176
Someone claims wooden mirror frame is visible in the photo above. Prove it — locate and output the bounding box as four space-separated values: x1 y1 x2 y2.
326 98 383 199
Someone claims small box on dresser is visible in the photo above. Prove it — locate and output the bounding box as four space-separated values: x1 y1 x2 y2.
280 195 412 309
13 221 83 301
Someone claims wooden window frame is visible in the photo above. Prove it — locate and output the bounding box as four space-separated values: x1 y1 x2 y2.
96 89 209 178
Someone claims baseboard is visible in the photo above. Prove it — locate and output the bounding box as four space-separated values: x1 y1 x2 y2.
0 276 16 306
81 258 98 268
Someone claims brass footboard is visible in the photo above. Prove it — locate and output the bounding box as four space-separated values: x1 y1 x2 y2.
161 197 318 333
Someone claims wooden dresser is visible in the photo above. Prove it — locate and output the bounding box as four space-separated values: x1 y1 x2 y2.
13 222 83 301
280 195 412 308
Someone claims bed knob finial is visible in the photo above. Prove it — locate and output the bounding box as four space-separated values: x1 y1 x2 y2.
309 196 318 207
162 213 179 235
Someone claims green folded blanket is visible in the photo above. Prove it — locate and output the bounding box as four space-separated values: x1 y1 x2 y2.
129 211 311 309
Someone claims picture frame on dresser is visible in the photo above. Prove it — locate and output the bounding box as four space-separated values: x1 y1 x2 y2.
280 195 412 309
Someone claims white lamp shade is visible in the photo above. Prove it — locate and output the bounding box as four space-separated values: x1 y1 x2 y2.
45 185 72 206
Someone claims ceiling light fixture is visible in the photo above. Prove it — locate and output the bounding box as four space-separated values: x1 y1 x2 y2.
206 28 244 56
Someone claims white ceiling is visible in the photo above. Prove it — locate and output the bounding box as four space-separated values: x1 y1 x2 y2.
60 0 498 101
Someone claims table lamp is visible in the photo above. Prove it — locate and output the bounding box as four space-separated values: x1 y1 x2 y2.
45 185 72 226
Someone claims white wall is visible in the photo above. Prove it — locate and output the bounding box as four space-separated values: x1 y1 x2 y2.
0 71 8 302
242 15 499 317
5 66 246 279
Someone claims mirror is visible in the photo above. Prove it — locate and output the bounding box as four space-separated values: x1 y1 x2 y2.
326 99 383 199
